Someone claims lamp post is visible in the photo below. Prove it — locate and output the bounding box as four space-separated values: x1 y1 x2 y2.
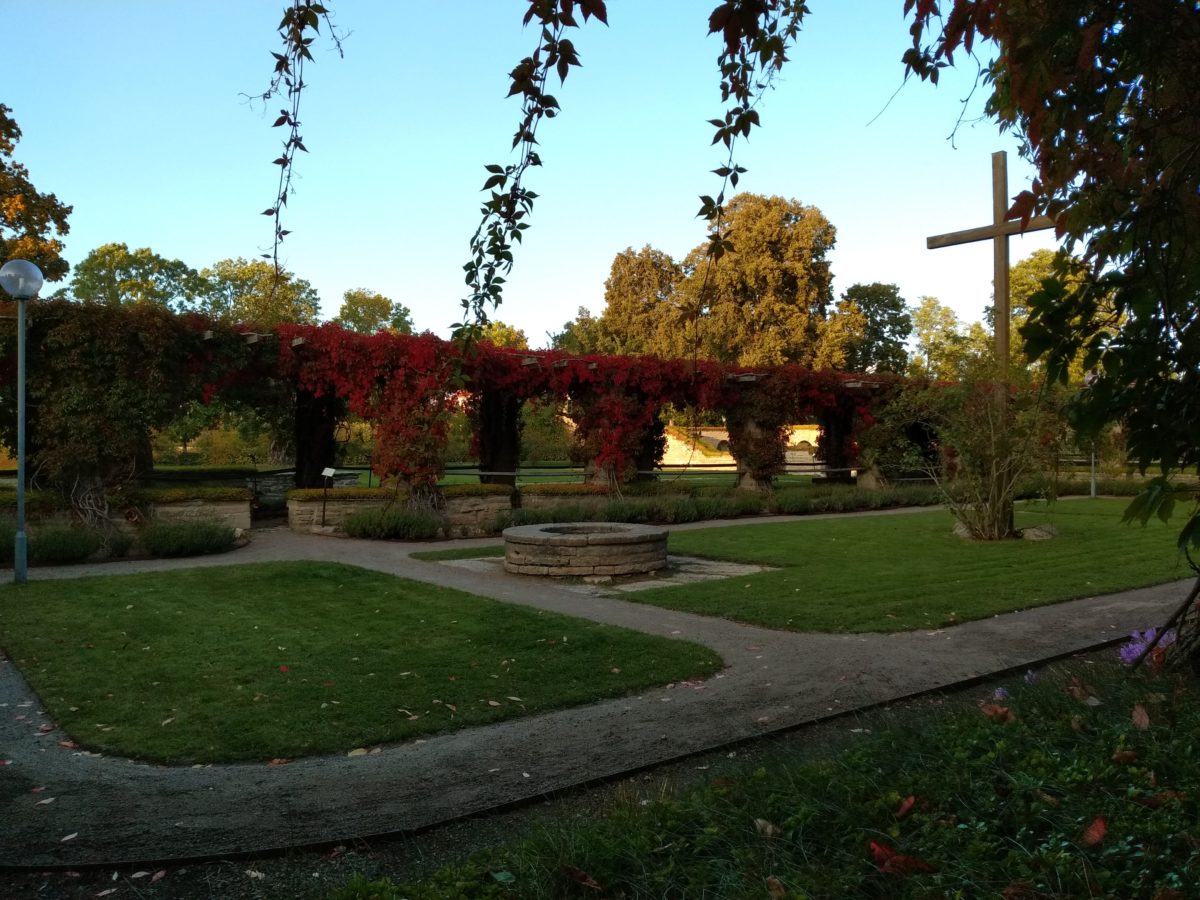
0 259 44 583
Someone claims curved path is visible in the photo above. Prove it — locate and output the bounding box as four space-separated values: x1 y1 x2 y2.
0 514 1190 867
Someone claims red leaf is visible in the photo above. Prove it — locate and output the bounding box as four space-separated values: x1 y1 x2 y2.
1112 749 1138 764
895 795 916 818
1132 703 1150 730
561 864 601 891
1134 790 1187 809
980 703 1016 723
278 665 289 673
1080 816 1107 847
870 841 936 875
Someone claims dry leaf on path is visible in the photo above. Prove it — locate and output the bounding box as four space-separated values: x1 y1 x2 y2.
766 875 786 899
1080 816 1107 847
561 864 601 890
755 818 782 840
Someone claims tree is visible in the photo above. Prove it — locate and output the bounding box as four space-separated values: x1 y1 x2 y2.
199 257 320 326
479 320 528 350
909 297 966 380
549 306 612 354
0 104 72 282
57 243 209 311
838 283 911 374
335 287 412 334
682 194 840 366
596 246 682 356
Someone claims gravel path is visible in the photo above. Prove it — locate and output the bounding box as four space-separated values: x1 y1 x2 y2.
0 518 1189 867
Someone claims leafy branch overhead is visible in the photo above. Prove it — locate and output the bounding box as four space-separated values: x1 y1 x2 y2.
456 0 608 341
257 2 343 276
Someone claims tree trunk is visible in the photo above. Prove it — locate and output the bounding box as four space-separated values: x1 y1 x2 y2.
477 388 521 488
293 390 339 489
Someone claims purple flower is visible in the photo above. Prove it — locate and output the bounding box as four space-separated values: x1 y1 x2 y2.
1119 627 1177 666
992 687 1009 701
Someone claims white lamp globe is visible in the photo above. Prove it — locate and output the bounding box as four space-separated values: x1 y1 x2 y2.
0 259 44 300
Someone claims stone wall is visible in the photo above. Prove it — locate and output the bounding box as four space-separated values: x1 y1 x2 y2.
153 500 251 531
287 494 512 538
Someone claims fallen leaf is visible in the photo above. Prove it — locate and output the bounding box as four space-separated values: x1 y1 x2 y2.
278 665 289 673
347 748 368 757
980 704 1016 724
0 760 10 766
755 818 782 840
1069 716 1084 733
1112 749 1139 764
61 832 78 842
445 704 457 713
130 871 150 879
766 875 786 899
57 739 78 749
36 797 55 805
95 890 116 898
31 786 45 793
895 795 917 818
151 870 166 883
561 864 601 890
267 758 289 767
160 718 175 727
506 696 524 703
245 869 265 879
1080 816 1107 847
869 840 936 875
1132 703 1150 730
487 700 501 707
1001 881 1041 900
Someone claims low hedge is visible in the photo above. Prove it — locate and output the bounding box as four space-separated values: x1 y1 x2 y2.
29 526 103 565
342 507 446 540
520 482 610 497
140 520 236 558
287 484 511 502
120 486 253 506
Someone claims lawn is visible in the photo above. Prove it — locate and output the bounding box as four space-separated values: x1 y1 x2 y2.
628 499 1188 632
0 562 721 764
343 658 1200 899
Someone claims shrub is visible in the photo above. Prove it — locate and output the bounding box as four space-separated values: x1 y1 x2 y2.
103 529 134 559
141 521 236 558
29 526 103 564
0 520 14 564
342 507 446 541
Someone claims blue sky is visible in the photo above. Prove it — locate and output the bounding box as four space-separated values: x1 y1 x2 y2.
4 1 1057 346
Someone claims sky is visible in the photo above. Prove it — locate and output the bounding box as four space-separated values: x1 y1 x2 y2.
3 1 1058 347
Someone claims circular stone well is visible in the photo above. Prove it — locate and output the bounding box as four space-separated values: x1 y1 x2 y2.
502 522 668 577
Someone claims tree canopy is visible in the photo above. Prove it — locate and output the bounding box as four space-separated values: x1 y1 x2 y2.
56 243 209 311
199 258 321 327
837 282 911 374
0 104 71 282
335 288 413 334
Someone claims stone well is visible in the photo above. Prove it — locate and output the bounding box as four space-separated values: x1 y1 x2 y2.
502 522 668 577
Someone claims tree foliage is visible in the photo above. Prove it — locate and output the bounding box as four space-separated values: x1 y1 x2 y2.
479 320 529 350
837 283 911 374
57 243 209 311
0 104 72 282
199 257 320 327
335 288 412 334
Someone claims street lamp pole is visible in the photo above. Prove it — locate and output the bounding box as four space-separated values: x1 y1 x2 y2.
0 259 44 584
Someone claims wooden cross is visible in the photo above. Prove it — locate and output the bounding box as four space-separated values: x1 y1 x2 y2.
926 151 1055 364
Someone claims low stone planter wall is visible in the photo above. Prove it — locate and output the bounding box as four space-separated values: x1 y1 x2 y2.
503 522 669 576
153 500 251 531
519 492 610 511
287 494 512 538
288 497 386 532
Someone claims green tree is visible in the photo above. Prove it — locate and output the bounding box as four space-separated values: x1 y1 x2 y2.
335 287 413 334
838 282 911 374
58 243 208 311
675 193 840 367
200 258 320 326
909 297 967 380
0 104 72 282
549 306 612 354
596 246 682 356
479 320 528 350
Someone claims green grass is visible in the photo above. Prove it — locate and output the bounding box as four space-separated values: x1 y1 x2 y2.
411 545 505 562
345 660 1200 899
628 499 1188 632
0 562 721 764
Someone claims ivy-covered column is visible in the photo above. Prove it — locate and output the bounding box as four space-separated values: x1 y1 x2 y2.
293 389 339 489
816 397 858 484
476 386 522 488
723 377 787 493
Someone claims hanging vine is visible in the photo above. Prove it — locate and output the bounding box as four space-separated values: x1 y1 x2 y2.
255 2 343 280
456 0 608 342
